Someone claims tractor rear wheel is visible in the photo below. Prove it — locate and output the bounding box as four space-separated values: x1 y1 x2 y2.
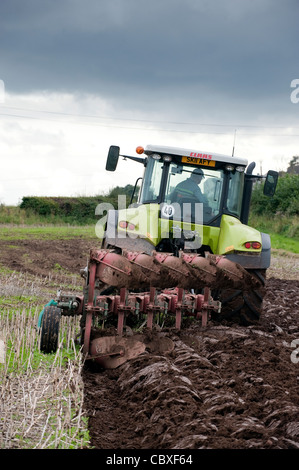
40 305 61 353
213 269 266 326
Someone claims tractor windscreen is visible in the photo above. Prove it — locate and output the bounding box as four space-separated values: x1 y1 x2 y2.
139 155 245 223
164 162 225 223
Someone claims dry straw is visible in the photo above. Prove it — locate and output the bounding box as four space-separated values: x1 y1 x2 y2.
0 306 89 449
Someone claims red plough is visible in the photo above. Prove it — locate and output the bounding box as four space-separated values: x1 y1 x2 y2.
39 248 259 368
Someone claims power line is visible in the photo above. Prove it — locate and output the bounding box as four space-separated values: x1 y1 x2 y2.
0 107 299 137
1 104 299 131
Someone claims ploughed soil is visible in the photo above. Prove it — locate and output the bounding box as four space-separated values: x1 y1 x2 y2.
0 237 298 449
83 278 299 450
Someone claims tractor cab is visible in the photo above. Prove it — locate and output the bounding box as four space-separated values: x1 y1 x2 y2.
106 144 277 227
136 145 247 227
103 144 278 265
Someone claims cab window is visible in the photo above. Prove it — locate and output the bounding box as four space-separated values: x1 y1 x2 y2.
226 171 244 218
139 157 164 203
164 162 224 223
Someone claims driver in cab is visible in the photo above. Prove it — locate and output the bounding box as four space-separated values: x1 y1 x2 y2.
170 168 210 205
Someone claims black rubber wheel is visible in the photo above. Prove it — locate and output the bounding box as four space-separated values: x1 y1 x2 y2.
40 306 61 353
212 269 266 326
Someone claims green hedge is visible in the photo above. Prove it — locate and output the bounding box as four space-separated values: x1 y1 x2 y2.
250 173 299 216
20 196 104 222
18 175 298 224
19 185 137 224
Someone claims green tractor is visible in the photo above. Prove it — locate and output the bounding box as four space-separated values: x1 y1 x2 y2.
39 143 278 367
100 143 278 326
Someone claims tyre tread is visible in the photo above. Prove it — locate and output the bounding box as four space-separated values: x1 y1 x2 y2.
40 306 61 353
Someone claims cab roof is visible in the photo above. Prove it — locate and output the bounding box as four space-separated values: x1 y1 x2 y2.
144 144 248 167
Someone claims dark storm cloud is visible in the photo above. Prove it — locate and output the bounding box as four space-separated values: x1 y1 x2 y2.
0 0 298 115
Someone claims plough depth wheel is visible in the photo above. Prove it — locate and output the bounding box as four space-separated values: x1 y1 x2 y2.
40 305 61 354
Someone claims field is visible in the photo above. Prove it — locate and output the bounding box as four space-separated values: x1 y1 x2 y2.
0 229 94 449
0 225 299 449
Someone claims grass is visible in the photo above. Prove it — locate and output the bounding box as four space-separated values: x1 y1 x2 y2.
0 306 90 449
0 295 39 308
0 224 98 241
248 214 299 254
0 205 97 226
0 267 91 449
266 233 299 254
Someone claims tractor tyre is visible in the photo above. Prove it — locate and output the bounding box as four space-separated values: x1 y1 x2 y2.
212 269 266 326
40 306 61 353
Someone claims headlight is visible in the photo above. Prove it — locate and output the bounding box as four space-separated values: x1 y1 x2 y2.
225 164 234 171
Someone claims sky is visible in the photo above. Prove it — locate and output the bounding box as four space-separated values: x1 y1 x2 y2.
0 0 299 206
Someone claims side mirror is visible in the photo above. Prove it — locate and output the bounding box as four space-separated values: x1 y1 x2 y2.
106 146 120 171
263 170 278 197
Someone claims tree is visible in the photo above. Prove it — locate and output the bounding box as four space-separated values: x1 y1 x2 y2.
250 173 299 216
287 156 299 174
